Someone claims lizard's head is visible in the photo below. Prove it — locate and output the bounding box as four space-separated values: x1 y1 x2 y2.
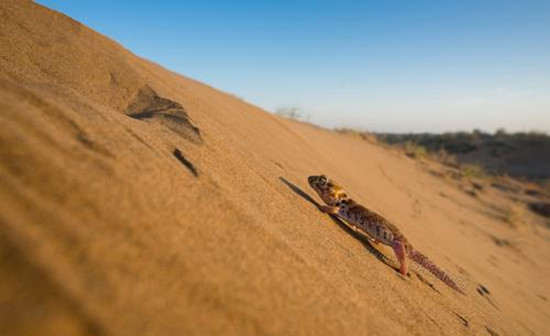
308 175 349 206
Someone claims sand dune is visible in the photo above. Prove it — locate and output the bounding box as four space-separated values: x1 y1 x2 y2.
1 1 549 335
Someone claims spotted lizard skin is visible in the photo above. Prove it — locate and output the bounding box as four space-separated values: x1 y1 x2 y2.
308 174 465 294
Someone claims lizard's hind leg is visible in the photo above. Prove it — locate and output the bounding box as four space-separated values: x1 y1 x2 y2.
392 240 408 275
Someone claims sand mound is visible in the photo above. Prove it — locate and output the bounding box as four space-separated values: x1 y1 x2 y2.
125 85 202 144
1 1 549 335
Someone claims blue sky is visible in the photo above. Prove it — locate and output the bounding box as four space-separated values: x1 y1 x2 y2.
38 1 550 133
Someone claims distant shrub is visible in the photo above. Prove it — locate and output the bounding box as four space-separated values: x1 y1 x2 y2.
274 107 310 121
503 202 526 227
404 141 427 159
459 163 486 179
495 128 507 137
362 133 379 143
431 148 457 167
335 128 359 136
522 131 550 144
335 128 378 143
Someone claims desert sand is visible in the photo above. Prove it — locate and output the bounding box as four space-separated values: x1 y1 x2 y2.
1 1 549 335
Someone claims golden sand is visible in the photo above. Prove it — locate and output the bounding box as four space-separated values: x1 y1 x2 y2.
1 1 549 335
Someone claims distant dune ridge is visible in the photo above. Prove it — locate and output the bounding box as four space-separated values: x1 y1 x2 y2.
1 1 550 335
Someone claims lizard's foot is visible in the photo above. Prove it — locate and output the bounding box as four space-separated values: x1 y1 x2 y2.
318 205 339 214
392 240 408 275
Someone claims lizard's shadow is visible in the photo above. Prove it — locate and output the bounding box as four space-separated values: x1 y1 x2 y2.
279 177 396 269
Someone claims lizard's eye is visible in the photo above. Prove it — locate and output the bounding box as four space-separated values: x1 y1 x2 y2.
318 175 327 185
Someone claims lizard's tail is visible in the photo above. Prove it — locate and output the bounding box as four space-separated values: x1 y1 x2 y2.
408 249 465 295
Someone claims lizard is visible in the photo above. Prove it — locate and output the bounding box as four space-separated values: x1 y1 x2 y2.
308 174 465 295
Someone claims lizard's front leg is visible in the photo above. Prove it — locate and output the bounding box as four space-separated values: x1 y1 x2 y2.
318 205 340 214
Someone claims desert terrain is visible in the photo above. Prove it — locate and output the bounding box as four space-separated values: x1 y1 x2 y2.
1 1 549 335
377 131 550 181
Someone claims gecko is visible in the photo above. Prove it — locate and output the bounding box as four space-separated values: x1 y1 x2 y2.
308 174 465 294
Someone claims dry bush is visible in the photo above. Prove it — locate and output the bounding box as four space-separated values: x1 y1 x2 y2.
503 202 527 227
335 128 378 144
362 133 379 143
335 128 362 138
404 141 427 159
275 107 310 121
459 163 487 179
430 148 458 167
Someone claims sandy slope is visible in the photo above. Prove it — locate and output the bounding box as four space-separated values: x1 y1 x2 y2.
1 1 549 335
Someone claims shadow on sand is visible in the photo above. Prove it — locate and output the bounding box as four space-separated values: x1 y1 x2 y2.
279 176 396 269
